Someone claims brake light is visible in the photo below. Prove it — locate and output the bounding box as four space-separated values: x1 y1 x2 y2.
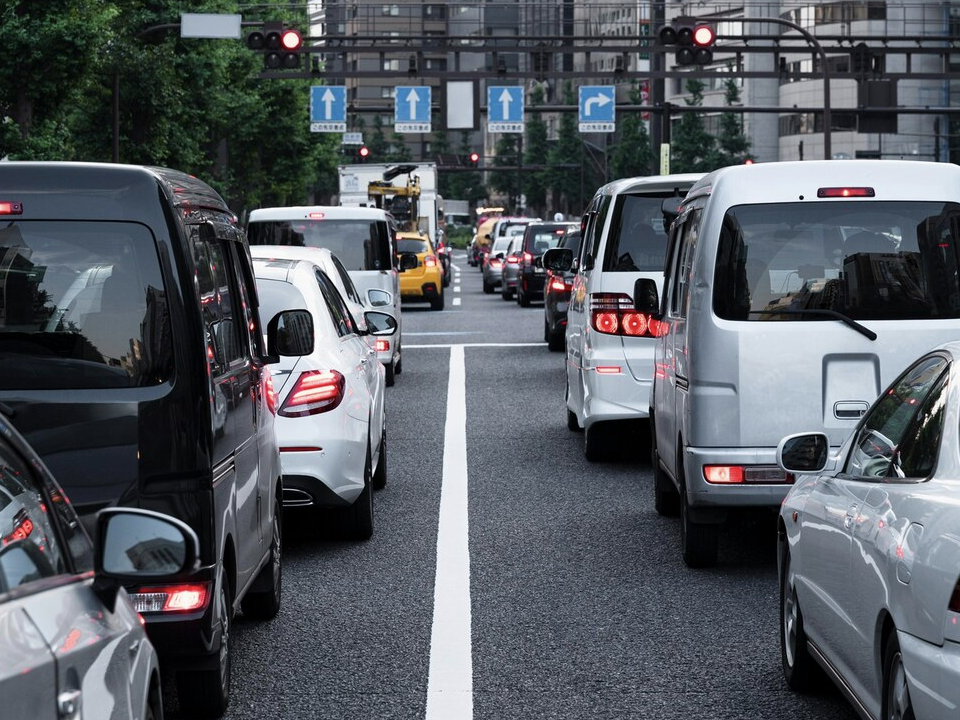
817 187 875 198
490 259 502 268
522 252 533 266
704 466 744 484
549 277 567 293
375 339 390 352
425 255 438 267
595 366 621 374
589 293 656 338
308 212 326 219
2 512 34 546
0 201 23 215
506 256 519 264
703 465 792 484
264 371 277 415
278 370 345 417
131 583 210 613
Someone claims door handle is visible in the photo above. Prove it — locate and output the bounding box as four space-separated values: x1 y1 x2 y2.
58 690 82 718
844 503 859 529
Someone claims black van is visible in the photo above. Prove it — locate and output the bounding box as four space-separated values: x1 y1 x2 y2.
0 163 310 717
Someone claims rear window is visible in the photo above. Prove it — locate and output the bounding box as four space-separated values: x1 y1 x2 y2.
397 239 429 254
562 230 582 253
247 218 392 272
523 224 575 255
0 221 171 389
602 194 673 272
713 201 960 322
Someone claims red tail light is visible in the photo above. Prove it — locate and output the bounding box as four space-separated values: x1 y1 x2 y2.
549 277 567 293
279 370 345 417
424 255 438 267
490 259 503 268
375 339 390 352
131 583 210 613
589 293 656 338
264 371 277 415
0 201 23 215
506 256 519 264
703 465 791 484
522 251 533 266
2 511 34 546
817 187 875 198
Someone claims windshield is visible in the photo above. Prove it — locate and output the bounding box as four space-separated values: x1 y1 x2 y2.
0 221 171 389
602 193 673 272
248 218 392 272
713 201 960 322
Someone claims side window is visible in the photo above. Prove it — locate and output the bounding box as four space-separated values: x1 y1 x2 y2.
589 195 613 263
193 238 246 375
315 271 354 337
844 355 948 478
671 208 701 318
332 256 363 306
0 443 74 594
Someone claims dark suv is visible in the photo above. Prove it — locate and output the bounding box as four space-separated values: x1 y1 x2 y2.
516 222 579 307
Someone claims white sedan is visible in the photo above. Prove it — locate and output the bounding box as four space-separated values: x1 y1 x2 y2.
254 256 395 540
777 341 960 720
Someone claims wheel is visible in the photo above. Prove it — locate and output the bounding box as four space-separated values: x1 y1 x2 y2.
384 360 396 387
565 379 581 432
240 496 282 619
883 631 915 720
430 292 444 311
483 278 494 294
518 287 531 307
651 421 680 516
341 449 373 540
680 478 719 568
176 577 231 717
502 286 513 301
584 422 618 462
547 326 564 352
780 546 822 691
544 318 550 342
372 428 387 490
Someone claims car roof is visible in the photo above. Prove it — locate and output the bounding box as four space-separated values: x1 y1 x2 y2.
595 172 706 198
250 245 335 264
248 205 389 222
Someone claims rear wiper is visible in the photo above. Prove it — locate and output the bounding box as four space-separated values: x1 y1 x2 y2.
749 308 877 341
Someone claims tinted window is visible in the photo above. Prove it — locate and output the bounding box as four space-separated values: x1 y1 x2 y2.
0 221 171 389
248 219 391 272
397 239 429 254
602 194 673 272
589 195 613 263
523 224 576 255
713 202 960 322
255 277 307 335
561 230 582 254
330 255 363 305
193 240 245 375
315 271 354 338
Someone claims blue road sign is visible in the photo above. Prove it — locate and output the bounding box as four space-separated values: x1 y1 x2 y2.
310 86 347 132
578 86 616 133
487 86 524 133
395 86 432 133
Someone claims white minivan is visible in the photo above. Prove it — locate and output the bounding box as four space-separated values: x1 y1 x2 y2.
546 174 703 461
639 160 960 567
247 206 403 385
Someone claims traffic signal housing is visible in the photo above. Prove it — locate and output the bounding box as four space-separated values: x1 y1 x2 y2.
247 22 303 70
658 20 715 66
468 152 480 165
358 146 371 163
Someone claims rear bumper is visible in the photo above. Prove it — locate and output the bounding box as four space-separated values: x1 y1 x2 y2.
899 631 960 719
684 445 792 509
520 271 546 296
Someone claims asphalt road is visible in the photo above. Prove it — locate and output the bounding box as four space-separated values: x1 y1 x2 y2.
172 252 858 720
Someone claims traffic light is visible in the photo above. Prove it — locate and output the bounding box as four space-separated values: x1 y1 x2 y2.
658 20 715 66
358 146 371 162
247 22 302 70
468 152 480 165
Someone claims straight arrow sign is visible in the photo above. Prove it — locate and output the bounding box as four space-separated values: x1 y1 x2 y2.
395 85 431 133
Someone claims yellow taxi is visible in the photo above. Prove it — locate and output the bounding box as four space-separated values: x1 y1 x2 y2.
396 231 444 310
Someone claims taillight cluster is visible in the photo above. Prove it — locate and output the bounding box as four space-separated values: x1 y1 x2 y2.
2 510 34 546
424 255 438 268
589 293 661 337
547 276 573 295
521 251 533 267
264 371 277 415
278 370 345 417
130 583 210 613
506 255 519 265
702 465 791 484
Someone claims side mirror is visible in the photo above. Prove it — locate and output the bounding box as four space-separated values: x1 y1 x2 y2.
93 507 200 611
266 309 314 361
542 248 574 273
661 196 684 229
633 278 660 315
365 310 398 336
367 289 393 308
777 433 829 474
398 252 419 271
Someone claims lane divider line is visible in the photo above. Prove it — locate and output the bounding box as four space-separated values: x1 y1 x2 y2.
406 342 548 349
453 297 462 306
425 345 472 720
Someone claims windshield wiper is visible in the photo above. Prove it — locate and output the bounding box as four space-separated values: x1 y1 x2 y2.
748 308 877 341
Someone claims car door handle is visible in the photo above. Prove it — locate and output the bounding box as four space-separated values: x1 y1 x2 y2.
844 503 860 529
58 689 82 718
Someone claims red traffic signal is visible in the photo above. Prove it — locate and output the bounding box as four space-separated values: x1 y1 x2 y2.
358 146 371 161
252 24 303 70
658 21 715 66
468 152 480 164
281 29 302 51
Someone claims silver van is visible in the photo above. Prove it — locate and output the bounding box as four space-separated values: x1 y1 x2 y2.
641 160 960 567
247 205 403 385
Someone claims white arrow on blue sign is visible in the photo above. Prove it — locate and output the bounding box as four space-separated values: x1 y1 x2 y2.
395 86 432 133
310 86 347 133
487 86 524 133
578 86 616 133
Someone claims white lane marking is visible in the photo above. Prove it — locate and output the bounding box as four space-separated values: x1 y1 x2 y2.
405 331 481 336
426 345 472 720
454 285 461 293
453 297 462 306
407 342 547 349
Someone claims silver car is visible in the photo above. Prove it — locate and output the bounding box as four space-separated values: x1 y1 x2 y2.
482 237 514 294
0 413 199 720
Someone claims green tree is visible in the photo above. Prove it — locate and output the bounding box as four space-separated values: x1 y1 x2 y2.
522 84 550 217
715 76 753 166
609 85 654 180
670 78 718 173
547 82 582 214
368 114 391 159
489 133 520 212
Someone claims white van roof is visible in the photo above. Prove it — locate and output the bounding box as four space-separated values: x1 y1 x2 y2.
596 173 705 198
688 160 960 208
248 205 390 222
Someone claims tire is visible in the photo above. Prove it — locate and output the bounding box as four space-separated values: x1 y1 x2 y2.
680 478 719 568
651 419 680 516
176 577 231 717
502 286 513 301
395 345 402 375
518 287 531 307
430 292 444 311
584 422 618 462
547 326 564 352
483 278 494 294
565 380 581 432
372 429 387 490
341 449 374 540
544 318 550 343
384 360 396 387
780 546 821 691
240 497 282 620
883 631 915 720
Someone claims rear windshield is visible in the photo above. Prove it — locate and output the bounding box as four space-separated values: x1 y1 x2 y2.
397 239 429 254
523 224 575 254
562 230 582 253
247 218 392 272
602 193 673 272
0 221 171 389
713 201 960 322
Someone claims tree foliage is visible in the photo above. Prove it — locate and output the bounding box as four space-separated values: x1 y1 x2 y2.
670 78 718 174
715 76 753 166
547 82 583 214
489 133 521 211
522 84 550 217
609 85 654 180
